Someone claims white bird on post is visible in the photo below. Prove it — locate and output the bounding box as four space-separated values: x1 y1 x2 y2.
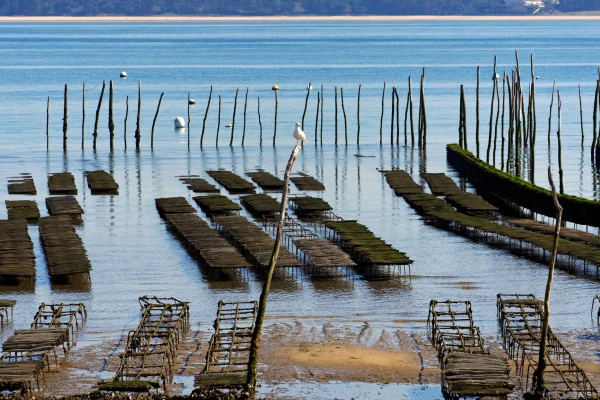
293 122 307 145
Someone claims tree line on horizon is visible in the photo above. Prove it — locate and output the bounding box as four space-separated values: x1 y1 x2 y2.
1 0 599 16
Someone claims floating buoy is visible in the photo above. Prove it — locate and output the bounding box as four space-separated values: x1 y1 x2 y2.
188 99 196 105
120 71 128 78
492 73 499 80
174 117 185 128
272 85 279 91
225 123 232 128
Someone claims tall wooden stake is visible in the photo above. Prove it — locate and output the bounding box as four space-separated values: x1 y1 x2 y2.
135 80 141 151
245 143 302 398
150 92 164 150
257 96 263 147
302 82 311 129
379 81 386 145
109 81 114 151
242 88 249 146
124 96 129 149
63 84 68 151
230 88 239 147
476 66 480 158
357 84 361 144
94 81 106 151
201 85 213 149
341 87 348 145
46 96 50 151
273 88 279 147
82 82 85 149
216 95 221 147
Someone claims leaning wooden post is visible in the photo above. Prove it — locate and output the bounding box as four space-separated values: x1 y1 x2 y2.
46 96 50 151
578 84 584 147
246 143 302 397
82 82 85 149
390 87 395 145
557 90 564 194
334 86 338 146
531 167 562 399
548 80 556 146
94 80 106 151
135 80 141 151
272 85 279 147
242 88 249 146
409 77 415 146
461 84 468 150
124 95 129 149
187 92 191 150
230 88 239 147
593 80 599 160
379 81 386 145
109 80 115 151
395 86 400 145
487 58 497 163
257 96 263 147
200 85 213 149
216 95 222 147
150 92 164 150
320 84 324 144
302 82 311 129
63 84 68 151
420 71 427 148
341 87 348 145
357 84 361 144
476 66 480 158
314 91 320 145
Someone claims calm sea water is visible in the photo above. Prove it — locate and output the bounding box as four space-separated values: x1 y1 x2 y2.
1 20 600 397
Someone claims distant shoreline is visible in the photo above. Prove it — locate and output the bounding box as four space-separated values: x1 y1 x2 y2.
1 14 600 22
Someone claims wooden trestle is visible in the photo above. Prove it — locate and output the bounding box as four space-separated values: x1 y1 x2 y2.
102 296 189 392
0 302 86 394
195 300 258 388
8 173 36 195
497 293 599 399
0 219 35 285
84 170 119 194
427 299 513 399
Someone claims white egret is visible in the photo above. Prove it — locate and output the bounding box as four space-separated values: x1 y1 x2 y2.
293 122 307 144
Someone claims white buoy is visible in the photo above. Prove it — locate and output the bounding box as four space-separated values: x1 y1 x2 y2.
174 116 185 128
188 99 196 105
120 71 128 78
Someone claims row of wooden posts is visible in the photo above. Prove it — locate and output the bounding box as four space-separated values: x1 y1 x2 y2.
458 51 600 195
48 73 429 151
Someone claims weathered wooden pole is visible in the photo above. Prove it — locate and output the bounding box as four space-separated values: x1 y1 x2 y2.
257 96 263 147
379 82 386 145
334 86 338 146
593 80 599 160
273 86 279 147
109 81 114 151
135 80 141 151
63 84 68 151
200 85 213 149
246 143 302 397
548 80 556 146
341 87 348 146
501 74 506 170
530 54 537 147
320 84 324 144
187 92 191 149
578 85 584 147
314 91 320 145
302 82 311 129
531 167 562 399
357 84 361 144
94 81 106 151
459 85 464 148
216 95 221 147
82 82 85 149
150 92 164 150
476 66 480 158
124 96 129 149
487 57 497 163
557 90 564 194
493 71 501 167
409 77 415 146
230 88 239 147
395 86 400 145
242 88 249 146
420 71 427 148
46 96 50 151
390 87 395 145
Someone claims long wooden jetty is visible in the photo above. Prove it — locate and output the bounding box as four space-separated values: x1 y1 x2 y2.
195 300 258 388
179 176 220 193
6 200 39 222
45 195 84 223
7 174 36 195
38 215 92 279
212 215 301 268
84 170 119 194
427 299 513 398
193 195 242 216
206 170 255 194
497 294 598 399
163 213 250 269
0 219 35 286
100 296 189 392
383 169 600 279
246 171 284 191
48 172 77 195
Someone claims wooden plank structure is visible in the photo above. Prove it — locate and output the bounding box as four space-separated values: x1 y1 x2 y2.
162 213 250 269
0 219 35 285
193 195 242 216
212 215 302 268
288 195 333 216
497 293 598 399
323 220 413 278
290 174 325 191
178 176 220 193
48 172 77 195
100 296 189 393
382 169 600 279
45 196 84 224
31 303 87 345
240 193 280 217
7 174 36 195
6 200 40 222
155 197 196 218
423 172 462 195
195 300 258 388
84 170 119 194
206 170 255 194
445 192 499 218
427 299 513 398
38 215 92 279
246 171 284 191
0 299 16 326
